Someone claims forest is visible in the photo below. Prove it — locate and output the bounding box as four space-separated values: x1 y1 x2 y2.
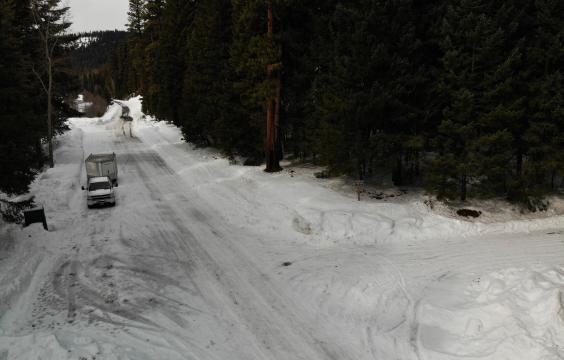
0 0 77 194
68 30 128 103
112 0 564 203
1 0 564 205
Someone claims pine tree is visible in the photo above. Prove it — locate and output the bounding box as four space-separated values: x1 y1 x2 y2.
429 0 505 200
127 0 145 36
228 0 281 161
0 0 44 193
524 0 564 192
155 0 197 125
181 0 232 147
126 0 146 93
310 1 422 180
138 0 164 115
274 1 327 161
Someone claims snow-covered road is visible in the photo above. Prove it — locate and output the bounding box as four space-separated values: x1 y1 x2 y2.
1 98 564 360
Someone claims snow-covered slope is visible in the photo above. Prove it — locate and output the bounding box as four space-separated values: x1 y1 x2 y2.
1 97 564 360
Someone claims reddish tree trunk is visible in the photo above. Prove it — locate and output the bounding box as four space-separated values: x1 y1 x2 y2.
265 2 281 172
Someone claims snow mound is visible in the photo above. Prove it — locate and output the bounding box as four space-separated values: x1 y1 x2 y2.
0 334 69 359
122 95 144 121
95 102 122 125
290 255 410 332
418 267 564 360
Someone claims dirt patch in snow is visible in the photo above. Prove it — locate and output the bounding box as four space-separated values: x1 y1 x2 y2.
424 196 564 224
456 209 482 218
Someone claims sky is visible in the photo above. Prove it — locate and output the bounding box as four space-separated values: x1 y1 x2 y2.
67 0 129 33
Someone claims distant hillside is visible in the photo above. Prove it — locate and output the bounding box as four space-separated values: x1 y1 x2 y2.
66 30 129 106
69 30 128 70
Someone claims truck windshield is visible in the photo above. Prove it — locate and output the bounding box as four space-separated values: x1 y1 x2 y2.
89 182 110 191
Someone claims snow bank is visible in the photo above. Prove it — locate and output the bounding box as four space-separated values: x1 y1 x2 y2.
116 96 564 248
3 95 562 359
0 125 86 341
419 267 564 360
97 102 122 125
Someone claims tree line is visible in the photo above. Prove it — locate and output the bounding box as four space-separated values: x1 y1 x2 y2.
67 30 128 102
113 0 563 203
0 0 77 194
2 0 563 205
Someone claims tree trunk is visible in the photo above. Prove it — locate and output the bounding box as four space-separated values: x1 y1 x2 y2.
460 174 467 201
265 2 281 172
357 161 365 181
516 149 523 177
415 151 421 180
31 0 55 168
46 34 54 168
265 95 278 172
392 154 403 186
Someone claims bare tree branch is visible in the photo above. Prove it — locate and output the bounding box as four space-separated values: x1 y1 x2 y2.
31 66 48 94
49 36 58 58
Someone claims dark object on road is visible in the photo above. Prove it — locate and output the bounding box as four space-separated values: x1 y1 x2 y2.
314 170 330 179
282 261 293 267
120 105 133 123
456 209 482 218
118 104 133 137
120 105 132 120
23 206 48 230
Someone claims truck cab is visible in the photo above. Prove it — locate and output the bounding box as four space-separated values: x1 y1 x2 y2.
85 176 116 208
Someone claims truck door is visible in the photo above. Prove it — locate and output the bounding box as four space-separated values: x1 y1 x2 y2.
86 161 98 177
101 161 114 178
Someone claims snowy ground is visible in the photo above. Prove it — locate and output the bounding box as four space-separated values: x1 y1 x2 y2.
1 97 564 360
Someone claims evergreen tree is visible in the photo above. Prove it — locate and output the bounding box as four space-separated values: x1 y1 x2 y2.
127 0 145 36
140 0 165 116
127 0 146 93
181 0 232 147
0 0 49 193
275 1 327 160
228 0 282 161
310 1 423 180
429 0 506 200
523 0 564 192
154 0 196 124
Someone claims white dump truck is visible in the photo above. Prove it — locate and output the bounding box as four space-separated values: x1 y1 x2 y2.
85 153 118 185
